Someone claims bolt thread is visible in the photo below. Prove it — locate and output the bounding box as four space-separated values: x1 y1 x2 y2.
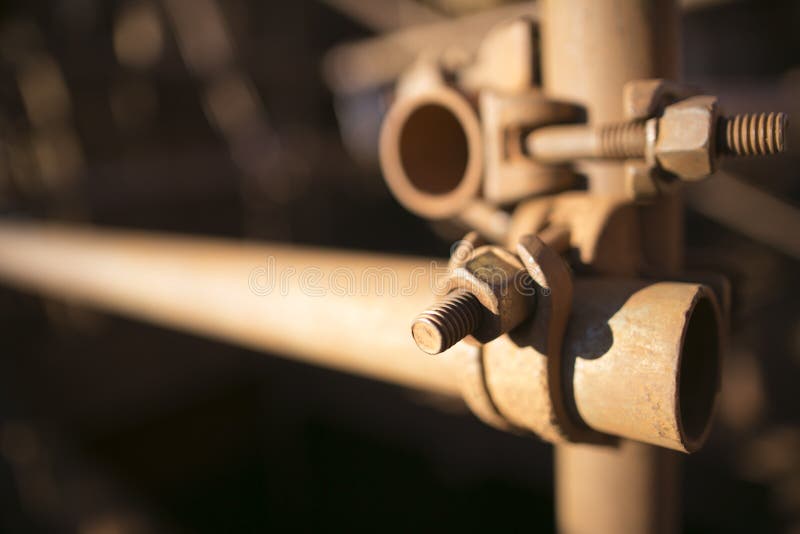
412 290 482 355
719 112 788 156
598 120 647 158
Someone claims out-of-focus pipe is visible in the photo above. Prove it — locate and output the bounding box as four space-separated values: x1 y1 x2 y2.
380 67 483 220
321 0 444 33
0 222 463 397
541 0 684 531
687 171 800 261
322 2 538 95
556 440 681 534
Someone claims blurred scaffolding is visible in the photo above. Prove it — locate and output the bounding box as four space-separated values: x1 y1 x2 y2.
0 0 797 532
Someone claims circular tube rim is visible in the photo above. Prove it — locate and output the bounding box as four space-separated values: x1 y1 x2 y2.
379 87 483 219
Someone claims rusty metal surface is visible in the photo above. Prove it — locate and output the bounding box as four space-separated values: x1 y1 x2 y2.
457 272 722 452
444 244 533 343
480 89 578 204
399 213 724 454
565 278 722 452
480 234 578 442
453 340 518 432
412 241 535 353
546 192 643 275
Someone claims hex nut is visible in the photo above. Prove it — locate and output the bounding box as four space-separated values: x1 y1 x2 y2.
654 95 719 180
444 245 534 343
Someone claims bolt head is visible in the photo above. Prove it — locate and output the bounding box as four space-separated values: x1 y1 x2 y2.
446 245 533 343
655 96 718 180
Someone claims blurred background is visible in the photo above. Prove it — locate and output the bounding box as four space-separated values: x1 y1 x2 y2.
0 0 798 531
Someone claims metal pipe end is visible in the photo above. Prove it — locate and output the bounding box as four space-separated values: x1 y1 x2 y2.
676 290 722 452
568 280 723 453
379 87 483 219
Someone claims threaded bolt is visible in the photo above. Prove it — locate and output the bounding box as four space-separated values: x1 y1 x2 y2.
718 112 788 156
411 290 483 355
597 112 788 160
598 120 647 158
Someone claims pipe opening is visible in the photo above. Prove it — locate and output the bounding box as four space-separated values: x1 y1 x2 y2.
679 295 720 446
399 103 469 195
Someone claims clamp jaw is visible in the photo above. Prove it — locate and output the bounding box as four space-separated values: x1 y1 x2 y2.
383 16 782 454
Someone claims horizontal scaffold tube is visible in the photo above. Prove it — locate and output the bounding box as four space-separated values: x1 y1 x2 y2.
0 222 463 397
